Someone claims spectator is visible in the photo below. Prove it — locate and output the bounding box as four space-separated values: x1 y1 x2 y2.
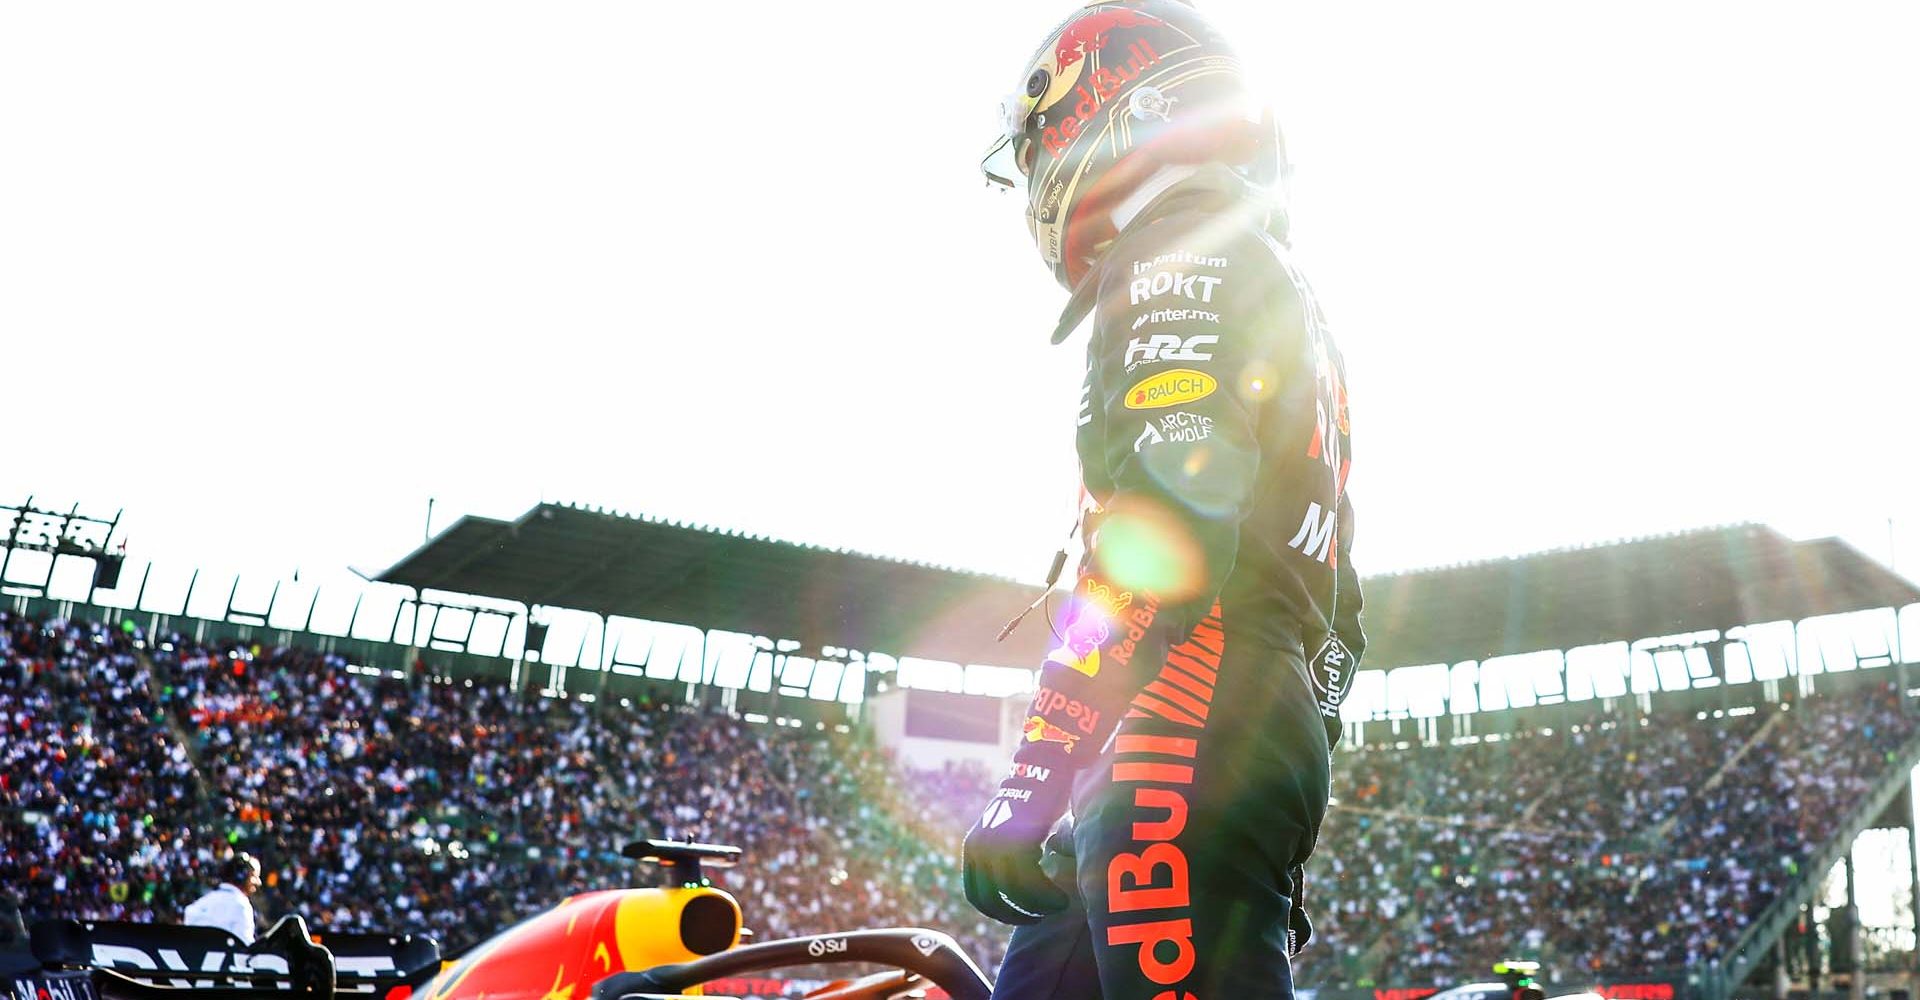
182 853 262 943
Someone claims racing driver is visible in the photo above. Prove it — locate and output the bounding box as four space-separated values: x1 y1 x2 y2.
963 2 1365 997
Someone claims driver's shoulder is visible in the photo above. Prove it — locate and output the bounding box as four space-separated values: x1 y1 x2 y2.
1096 208 1292 322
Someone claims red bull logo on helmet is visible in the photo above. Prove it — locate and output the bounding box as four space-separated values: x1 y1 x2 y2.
1054 9 1163 71
1041 39 1165 158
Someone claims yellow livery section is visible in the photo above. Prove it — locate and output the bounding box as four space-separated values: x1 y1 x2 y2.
418 887 741 1000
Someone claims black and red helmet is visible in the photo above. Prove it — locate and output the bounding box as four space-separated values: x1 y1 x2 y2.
981 1 1285 290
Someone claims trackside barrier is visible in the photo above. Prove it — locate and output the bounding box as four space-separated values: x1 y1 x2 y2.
1297 985 1695 1000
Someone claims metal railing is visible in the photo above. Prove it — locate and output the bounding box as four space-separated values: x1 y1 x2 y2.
1704 728 1920 999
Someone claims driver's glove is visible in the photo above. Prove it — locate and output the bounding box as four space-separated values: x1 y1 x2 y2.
962 768 1072 925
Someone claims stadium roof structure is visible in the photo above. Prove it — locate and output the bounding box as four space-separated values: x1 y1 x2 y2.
1360 523 1919 668
380 509 1918 671
376 502 1054 666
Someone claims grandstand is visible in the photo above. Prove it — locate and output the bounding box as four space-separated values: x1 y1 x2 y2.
7 499 1920 999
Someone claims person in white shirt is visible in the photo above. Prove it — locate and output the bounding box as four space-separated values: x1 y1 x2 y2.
182 854 261 945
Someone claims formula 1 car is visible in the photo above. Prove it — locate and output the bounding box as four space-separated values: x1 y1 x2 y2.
1426 962 1606 1000
3 841 991 1000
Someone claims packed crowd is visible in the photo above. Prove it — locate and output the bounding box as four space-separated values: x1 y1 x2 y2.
1295 688 1916 986
3 612 1012 967
6 608 1917 990
1 614 209 923
160 636 1017 963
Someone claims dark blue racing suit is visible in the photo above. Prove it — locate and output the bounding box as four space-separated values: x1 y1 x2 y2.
985 167 1365 1000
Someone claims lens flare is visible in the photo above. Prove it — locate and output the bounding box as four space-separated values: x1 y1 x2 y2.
1240 359 1279 401
1091 497 1205 601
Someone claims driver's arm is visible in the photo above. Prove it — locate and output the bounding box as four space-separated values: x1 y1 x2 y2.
1009 231 1290 777
964 226 1293 926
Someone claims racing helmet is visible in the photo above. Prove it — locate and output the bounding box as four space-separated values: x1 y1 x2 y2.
981 1 1287 290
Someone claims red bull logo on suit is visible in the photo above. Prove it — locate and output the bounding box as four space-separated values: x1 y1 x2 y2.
1104 607 1226 1000
1023 715 1082 753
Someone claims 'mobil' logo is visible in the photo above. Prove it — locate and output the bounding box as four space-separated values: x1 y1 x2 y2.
1125 369 1216 409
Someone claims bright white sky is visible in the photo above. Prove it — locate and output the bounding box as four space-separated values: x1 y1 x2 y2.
3 1 1918 591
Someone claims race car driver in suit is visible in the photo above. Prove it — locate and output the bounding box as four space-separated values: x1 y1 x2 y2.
965 3 1366 997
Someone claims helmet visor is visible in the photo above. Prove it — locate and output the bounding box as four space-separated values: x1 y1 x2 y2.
980 90 1041 191
980 134 1024 190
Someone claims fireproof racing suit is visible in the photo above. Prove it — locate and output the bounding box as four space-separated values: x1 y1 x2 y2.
966 167 1365 1000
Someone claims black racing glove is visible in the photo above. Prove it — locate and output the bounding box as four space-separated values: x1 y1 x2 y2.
961 769 1073 925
